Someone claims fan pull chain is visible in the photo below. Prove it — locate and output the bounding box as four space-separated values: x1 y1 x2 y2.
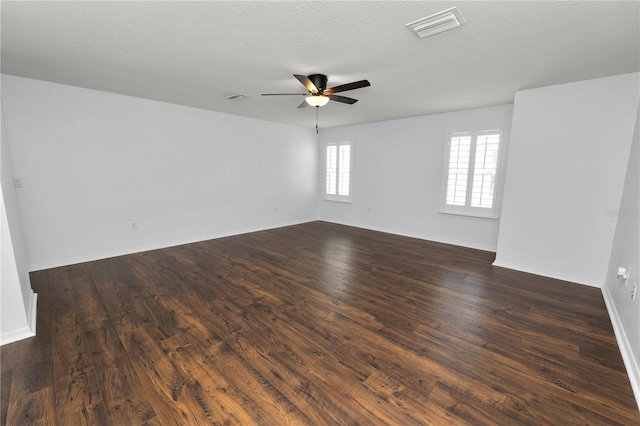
315 106 319 134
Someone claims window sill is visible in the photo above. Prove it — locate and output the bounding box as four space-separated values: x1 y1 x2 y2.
324 196 352 204
439 210 499 220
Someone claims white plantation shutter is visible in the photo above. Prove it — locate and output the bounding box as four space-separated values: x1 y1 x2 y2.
325 142 352 201
441 130 503 218
326 145 338 195
338 144 351 196
471 132 500 208
445 134 471 206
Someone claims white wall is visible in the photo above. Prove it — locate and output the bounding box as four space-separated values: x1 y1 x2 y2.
494 73 640 286
1 75 318 270
1 103 37 345
318 105 514 251
603 100 640 403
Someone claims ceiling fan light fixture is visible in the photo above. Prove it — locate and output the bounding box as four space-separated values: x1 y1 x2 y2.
305 95 330 107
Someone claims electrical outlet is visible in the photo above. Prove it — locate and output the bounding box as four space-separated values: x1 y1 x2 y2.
632 284 637 301
13 179 23 188
131 222 138 231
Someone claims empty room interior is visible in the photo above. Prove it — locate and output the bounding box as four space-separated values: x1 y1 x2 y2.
1 1 640 424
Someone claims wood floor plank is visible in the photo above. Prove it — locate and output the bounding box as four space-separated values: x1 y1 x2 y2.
46 267 107 425
1 221 638 424
5 386 56 426
427 380 518 425
0 369 12 426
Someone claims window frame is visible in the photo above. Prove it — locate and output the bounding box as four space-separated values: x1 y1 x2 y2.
440 129 505 219
324 141 353 203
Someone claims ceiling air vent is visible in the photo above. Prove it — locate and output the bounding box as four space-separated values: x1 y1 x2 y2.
225 93 246 100
406 7 465 39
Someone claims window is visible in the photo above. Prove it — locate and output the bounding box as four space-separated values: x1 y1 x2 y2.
325 142 352 201
441 130 503 218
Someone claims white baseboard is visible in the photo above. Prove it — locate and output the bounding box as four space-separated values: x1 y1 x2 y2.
0 290 37 346
0 327 34 346
492 259 603 288
319 220 497 252
602 285 640 408
27 290 38 335
28 219 315 272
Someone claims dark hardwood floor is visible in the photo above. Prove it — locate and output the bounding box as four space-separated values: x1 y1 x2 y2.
1 221 638 425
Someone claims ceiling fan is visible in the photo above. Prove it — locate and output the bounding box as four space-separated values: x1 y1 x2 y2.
262 74 371 109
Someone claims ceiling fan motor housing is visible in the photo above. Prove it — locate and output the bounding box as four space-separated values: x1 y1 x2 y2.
308 74 328 93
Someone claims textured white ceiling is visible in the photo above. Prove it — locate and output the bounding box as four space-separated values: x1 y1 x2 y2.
2 1 639 128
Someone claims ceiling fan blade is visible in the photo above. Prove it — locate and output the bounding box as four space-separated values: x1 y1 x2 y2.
261 93 307 96
329 94 358 105
297 100 309 109
294 74 318 93
325 79 370 94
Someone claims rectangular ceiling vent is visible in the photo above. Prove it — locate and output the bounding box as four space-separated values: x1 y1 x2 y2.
406 7 465 39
